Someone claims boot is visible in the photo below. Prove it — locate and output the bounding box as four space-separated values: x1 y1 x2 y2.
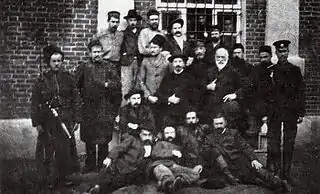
173 176 187 192
256 168 291 192
216 155 240 185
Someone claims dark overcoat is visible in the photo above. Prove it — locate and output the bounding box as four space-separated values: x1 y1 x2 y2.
76 60 121 143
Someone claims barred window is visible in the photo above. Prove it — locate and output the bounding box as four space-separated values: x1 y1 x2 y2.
156 0 243 48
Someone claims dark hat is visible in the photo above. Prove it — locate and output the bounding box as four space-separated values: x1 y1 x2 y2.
168 18 184 31
207 25 221 32
147 9 160 18
138 123 154 133
259 45 272 54
168 53 188 63
273 40 291 49
124 89 144 100
87 39 102 51
124 9 142 20
108 11 120 19
150 34 166 47
233 43 244 51
192 39 206 48
43 45 64 64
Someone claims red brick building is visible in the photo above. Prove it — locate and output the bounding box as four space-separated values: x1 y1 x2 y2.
0 0 319 118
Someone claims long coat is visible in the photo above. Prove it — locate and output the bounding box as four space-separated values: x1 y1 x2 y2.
163 35 192 57
119 104 156 134
76 60 121 143
31 70 81 177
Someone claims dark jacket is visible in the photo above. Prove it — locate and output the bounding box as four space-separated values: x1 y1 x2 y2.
202 128 258 165
151 140 182 168
31 70 81 135
108 135 147 175
120 27 142 66
204 41 224 66
268 61 305 119
163 35 192 57
76 60 121 143
119 104 156 134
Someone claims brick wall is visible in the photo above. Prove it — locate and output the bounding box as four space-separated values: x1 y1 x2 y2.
299 0 320 115
0 0 98 118
245 0 266 65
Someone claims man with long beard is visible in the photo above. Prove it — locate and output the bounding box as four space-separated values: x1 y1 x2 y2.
138 9 165 56
119 89 155 138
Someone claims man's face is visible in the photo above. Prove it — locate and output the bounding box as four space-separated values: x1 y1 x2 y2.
108 17 120 32
213 117 227 132
185 111 199 124
215 49 229 70
172 58 185 73
171 23 182 37
127 18 137 29
194 46 206 59
259 52 272 64
233 48 244 59
163 127 176 142
90 46 103 63
150 42 162 56
198 15 206 25
275 47 289 64
49 53 63 72
210 30 221 43
149 15 159 30
128 94 141 108
139 129 153 145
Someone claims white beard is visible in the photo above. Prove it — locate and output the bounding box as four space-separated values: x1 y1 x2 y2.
216 60 228 71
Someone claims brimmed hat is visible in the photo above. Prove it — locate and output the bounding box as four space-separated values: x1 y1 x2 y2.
168 53 188 63
124 9 142 20
168 18 184 31
233 43 244 51
147 9 160 18
87 39 102 51
207 25 221 32
108 11 120 19
124 89 144 100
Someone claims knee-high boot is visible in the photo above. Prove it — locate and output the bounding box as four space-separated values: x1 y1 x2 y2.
215 155 240 185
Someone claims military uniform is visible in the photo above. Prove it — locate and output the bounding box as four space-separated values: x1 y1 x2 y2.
266 40 305 180
31 69 81 184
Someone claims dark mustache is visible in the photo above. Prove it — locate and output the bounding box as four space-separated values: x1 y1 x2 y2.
174 31 182 35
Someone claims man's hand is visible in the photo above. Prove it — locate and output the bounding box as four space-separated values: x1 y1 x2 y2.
223 93 237 102
36 125 44 134
104 82 109 88
297 116 303 124
128 123 138 130
172 149 182 158
148 96 158 104
168 94 180 105
206 79 217 91
51 108 58 117
103 158 112 168
115 115 120 123
251 160 263 170
73 123 80 132
186 57 194 67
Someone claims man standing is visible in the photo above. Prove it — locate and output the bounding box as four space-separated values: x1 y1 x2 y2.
76 39 122 172
120 10 142 104
202 113 291 192
157 54 196 126
119 89 155 137
245 45 274 146
96 11 124 74
267 40 305 182
138 9 164 56
163 18 191 57
31 45 81 187
231 43 252 77
204 25 224 66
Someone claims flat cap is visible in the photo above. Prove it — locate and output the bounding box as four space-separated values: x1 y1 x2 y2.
150 34 166 47
273 40 291 49
108 11 120 19
259 45 272 54
147 9 160 18
233 43 244 51
124 89 144 100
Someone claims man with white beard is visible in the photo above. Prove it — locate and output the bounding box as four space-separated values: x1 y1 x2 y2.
201 47 250 126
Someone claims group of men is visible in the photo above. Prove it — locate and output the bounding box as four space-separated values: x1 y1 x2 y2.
31 7 305 194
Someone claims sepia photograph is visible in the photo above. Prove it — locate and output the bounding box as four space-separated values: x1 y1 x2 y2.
0 0 319 193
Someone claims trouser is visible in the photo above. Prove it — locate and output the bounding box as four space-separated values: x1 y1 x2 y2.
121 59 139 106
267 118 297 180
153 163 200 187
85 142 109 171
